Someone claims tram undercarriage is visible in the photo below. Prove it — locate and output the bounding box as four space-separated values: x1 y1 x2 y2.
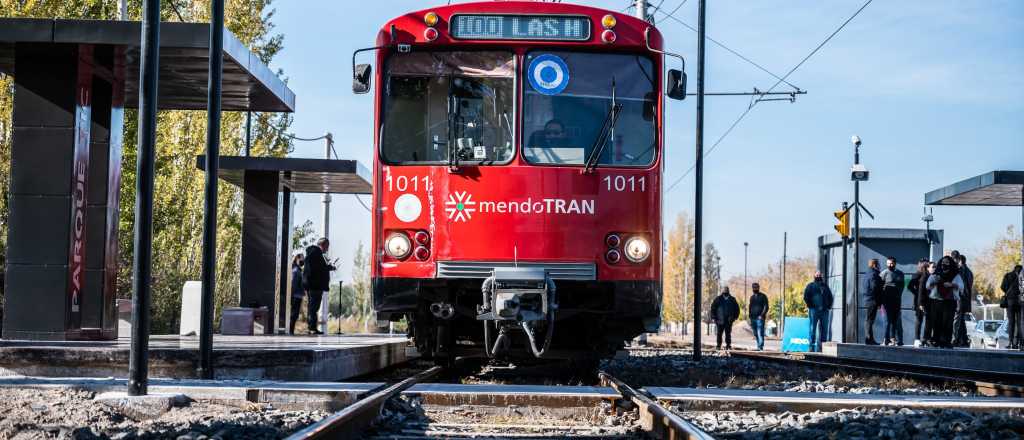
374 273 661 363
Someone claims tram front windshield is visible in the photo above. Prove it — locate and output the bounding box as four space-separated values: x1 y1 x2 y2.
382 51 515 164
522 51 656 167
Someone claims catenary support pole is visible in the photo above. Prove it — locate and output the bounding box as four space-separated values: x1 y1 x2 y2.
635 0 647 21
118 0 127 20
127 0 161 397
853 144 861 344
320 133 333 334
744 242 748 320
781 232 786 335
692 0 707 362
842 202 849 343
198 0 224 380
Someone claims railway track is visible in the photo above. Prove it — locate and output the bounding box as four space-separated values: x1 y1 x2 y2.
283 361 713 440
728 351 1024 398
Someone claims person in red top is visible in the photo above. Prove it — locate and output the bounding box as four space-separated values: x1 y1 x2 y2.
926 256 964 349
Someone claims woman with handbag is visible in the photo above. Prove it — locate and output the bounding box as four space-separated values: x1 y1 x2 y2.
927 256 964 349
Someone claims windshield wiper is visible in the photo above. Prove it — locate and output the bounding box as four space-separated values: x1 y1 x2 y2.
444 68 460 174
582 76 622 174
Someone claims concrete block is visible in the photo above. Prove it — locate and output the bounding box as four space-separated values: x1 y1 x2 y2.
94 391 186 420
180 281 201 336
117 299 132 337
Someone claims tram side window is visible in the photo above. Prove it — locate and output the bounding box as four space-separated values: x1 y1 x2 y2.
522 51 657 167
382 52 515 165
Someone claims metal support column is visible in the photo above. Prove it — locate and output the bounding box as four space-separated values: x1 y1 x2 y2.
198 0 224 380
320 133 333 334
853 145 860 343
692 0 707 362
244 111 251 157
127 0 161 397
841 202 849 343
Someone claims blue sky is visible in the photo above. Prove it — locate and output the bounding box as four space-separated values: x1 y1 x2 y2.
267 0 1024 282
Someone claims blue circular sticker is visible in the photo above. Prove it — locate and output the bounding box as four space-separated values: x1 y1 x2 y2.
528 54 569 95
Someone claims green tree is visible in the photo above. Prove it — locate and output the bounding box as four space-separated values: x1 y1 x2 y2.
662 213 695 326
350 241 371 330
0 0 294 335
292 219 317 252
973 225 1023 304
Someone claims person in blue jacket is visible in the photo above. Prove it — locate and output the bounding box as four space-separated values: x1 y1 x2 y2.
804 270 834 352
289 253 306 334
861 258 884 345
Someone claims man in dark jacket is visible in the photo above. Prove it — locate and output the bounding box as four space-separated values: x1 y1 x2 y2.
302 238 336 335
952 253 974 347
1001 265 1023 349
879 257 906 346
748 283 769 351
861 258 883 345
804 270 834 352
710 286 739 350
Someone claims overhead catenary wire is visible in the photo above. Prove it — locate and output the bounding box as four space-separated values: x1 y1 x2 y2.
666 0 873 193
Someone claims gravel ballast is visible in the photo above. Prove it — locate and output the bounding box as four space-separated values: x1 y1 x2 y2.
675 406 1024 440
0 387 325 439
603 349 977 396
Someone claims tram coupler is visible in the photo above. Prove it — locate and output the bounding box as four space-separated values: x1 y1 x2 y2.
478 267 557 357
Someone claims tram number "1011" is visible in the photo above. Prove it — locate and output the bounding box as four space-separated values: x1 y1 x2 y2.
604 175 645 192
387 175 430 192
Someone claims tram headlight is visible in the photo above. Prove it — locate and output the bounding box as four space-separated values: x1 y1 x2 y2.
602 15 617 29
624 236 650 263
385 233 412 259
606 250 621 264
424 12 439 26
414 246 430 261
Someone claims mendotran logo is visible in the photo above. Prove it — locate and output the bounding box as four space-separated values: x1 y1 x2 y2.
445 191 595 223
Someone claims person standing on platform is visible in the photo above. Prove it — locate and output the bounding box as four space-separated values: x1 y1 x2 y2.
710 286 739 350
908 259 930 347
880 257 906 346
288 253 306 334
301 237 336 335
927 256 963 348
861 258 884 345
1019 268 1024 352
950 251 974 347
803 270 834 353
1000 265 1022 349
748 283 769 351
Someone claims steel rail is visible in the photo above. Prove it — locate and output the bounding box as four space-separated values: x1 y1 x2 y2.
285 365 446 440
598 371 714 440
729 351 1024 398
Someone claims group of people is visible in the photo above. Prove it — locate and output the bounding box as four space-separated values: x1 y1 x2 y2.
708 274 834 352
289 237 337 335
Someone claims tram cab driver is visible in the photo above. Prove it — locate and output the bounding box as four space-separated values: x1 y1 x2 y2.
528 119 574 150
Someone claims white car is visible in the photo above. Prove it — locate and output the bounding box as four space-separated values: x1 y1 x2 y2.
995 319 1012 349
970 319 1005 350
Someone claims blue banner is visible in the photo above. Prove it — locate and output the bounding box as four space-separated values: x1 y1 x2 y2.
781 317 811 352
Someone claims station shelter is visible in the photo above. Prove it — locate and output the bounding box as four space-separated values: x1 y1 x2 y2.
0 18 324 340
818 228 944 344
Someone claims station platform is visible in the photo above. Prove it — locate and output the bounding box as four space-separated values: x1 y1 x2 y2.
0 377 381 412
0 334 414 382
648 387 1024 412
821 342 1024 375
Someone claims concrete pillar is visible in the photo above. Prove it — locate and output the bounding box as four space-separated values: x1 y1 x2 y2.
240 171 279 332
4 43 124 340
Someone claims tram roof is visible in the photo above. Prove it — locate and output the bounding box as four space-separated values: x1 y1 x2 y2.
0 18 295 112
925 171 1024 207
375 1 666 50
197 156 372 195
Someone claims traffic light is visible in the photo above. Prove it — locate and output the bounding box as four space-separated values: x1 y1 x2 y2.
835 210 850 237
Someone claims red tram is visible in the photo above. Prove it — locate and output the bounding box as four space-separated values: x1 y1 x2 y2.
351 1 686 362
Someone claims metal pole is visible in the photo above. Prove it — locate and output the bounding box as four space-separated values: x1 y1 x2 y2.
853 145 861 344
635 0 647 20
118 0 127 20
320 133 332 334
841 202 848 343
337 281 343 335
127 0 161 397
781 233 786 335
244 111 251 157
197 0 224 380
692 0 707 362
744 242 748 321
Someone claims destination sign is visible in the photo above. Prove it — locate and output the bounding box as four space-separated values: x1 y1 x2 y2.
450 15 591 41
